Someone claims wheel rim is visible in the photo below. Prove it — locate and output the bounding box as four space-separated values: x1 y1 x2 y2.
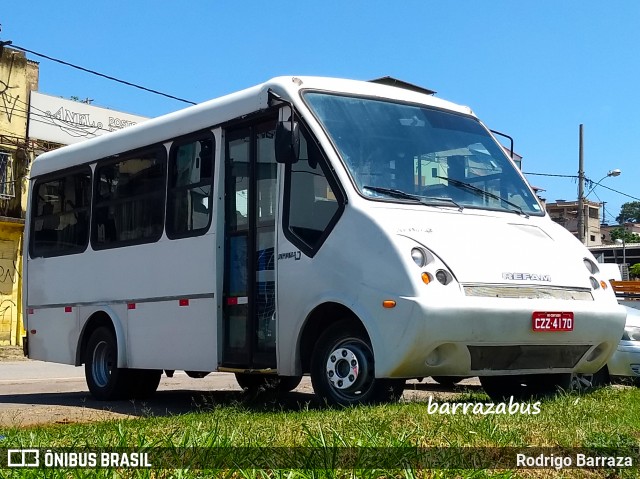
571 373 594 391
92 340 113 388
324 339 374 399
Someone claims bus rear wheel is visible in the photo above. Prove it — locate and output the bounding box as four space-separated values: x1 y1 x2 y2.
311 320 402 406
84 327 129 400
235 373 302 393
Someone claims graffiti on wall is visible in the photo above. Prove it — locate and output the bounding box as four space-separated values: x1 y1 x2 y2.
1 48 22 125
0 90 19 124
0 240 19 344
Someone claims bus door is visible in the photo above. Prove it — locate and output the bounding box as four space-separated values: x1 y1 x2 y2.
222 119 278 368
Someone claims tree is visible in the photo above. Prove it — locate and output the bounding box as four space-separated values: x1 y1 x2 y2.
616 201 640 223
630 263 640 279
610 227 640 244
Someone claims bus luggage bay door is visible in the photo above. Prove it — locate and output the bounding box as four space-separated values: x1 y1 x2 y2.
222 121 278 369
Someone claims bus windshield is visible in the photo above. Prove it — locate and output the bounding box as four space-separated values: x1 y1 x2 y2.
304 92 543 216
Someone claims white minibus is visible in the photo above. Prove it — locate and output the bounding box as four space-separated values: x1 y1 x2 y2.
23 76 626 405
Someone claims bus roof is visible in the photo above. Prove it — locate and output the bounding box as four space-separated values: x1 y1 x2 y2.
29 76 473 178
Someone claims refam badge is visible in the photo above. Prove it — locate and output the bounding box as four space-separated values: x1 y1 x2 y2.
502 272 551 282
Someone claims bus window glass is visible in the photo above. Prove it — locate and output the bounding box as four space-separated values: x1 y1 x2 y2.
167 136 214 237
93 150 165 248
31 171 91 257
304 93 543 216
287 132 340 249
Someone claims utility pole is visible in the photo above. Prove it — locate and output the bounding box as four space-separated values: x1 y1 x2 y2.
577 124 585 243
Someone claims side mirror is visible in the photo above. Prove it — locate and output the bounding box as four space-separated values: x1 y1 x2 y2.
275 120 300 164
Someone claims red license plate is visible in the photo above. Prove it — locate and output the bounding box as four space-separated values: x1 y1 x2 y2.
532 312 574 331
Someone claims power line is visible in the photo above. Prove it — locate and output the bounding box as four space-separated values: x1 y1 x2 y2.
524 171 640 203
522 171 577 178
8 43 197 106
595 183 640 202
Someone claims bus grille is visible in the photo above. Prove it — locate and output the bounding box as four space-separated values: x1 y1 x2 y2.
468 345 590 370
462 284 593 301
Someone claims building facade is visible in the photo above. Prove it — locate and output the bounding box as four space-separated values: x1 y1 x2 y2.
546 199 603 246
0 47 39 345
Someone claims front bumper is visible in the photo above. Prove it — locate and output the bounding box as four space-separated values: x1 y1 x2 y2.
372 295 626 378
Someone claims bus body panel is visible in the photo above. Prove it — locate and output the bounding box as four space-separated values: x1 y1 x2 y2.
27 233 216 307
126 297 217 371
26 305 78 364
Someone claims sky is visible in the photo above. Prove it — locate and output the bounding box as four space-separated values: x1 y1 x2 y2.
3 1 640 223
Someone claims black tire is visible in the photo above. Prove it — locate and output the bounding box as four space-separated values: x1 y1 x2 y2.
480 376 527 402
432 376 463 387
377 378 406 401
128 369 162 399
84 327 130 400
235 373 302 393
526 373 571 396
310 320 401 406
480 373 571 402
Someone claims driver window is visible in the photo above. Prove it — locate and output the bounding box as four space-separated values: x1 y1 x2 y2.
285 131 343 255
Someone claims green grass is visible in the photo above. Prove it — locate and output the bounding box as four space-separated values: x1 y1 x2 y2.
2 386 639 478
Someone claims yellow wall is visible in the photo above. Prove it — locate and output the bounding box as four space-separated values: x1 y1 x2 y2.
0 222 24 345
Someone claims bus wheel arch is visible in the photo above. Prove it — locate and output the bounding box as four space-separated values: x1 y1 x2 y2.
298 302 366 375
298 303 404 406
76 309 127 368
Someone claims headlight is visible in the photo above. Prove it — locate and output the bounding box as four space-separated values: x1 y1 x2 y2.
622 326 640 341
411 248 427 267
584 258 599 275
435 269 452 285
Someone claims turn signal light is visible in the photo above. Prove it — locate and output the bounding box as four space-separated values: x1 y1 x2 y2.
421 272 431 285
382 300 396 309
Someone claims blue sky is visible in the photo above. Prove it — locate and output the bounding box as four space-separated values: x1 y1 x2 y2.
4 1 639 222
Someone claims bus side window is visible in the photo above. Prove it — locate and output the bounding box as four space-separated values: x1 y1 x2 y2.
167 135 215 239
92 149 166 249
284 131 344 256
30 170 91 258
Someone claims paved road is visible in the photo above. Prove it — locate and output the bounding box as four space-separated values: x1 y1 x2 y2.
0 360 480 427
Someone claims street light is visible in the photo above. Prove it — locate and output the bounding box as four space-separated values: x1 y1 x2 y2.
577 164 621 243
585 169 622 198
615 236 627 279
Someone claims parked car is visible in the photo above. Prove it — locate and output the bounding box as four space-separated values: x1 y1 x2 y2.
605 305 640 385
572 305 640 390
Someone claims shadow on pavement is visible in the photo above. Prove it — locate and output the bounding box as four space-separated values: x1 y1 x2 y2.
0 388 324 420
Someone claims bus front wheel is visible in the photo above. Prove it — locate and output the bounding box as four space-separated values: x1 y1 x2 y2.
84 327 129 400
311 320 402 406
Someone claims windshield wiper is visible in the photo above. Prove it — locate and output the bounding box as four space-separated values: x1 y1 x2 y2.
434 176 529 218
362 185 463 211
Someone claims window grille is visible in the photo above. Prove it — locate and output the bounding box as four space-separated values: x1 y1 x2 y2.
0 152 15 199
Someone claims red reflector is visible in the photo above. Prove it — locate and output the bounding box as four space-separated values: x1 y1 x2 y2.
27 308 34 315
65 306 72 313
127 303 136 310
227 297 238 306
179 299 189 306
532 311 574 332
30 329 36 335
